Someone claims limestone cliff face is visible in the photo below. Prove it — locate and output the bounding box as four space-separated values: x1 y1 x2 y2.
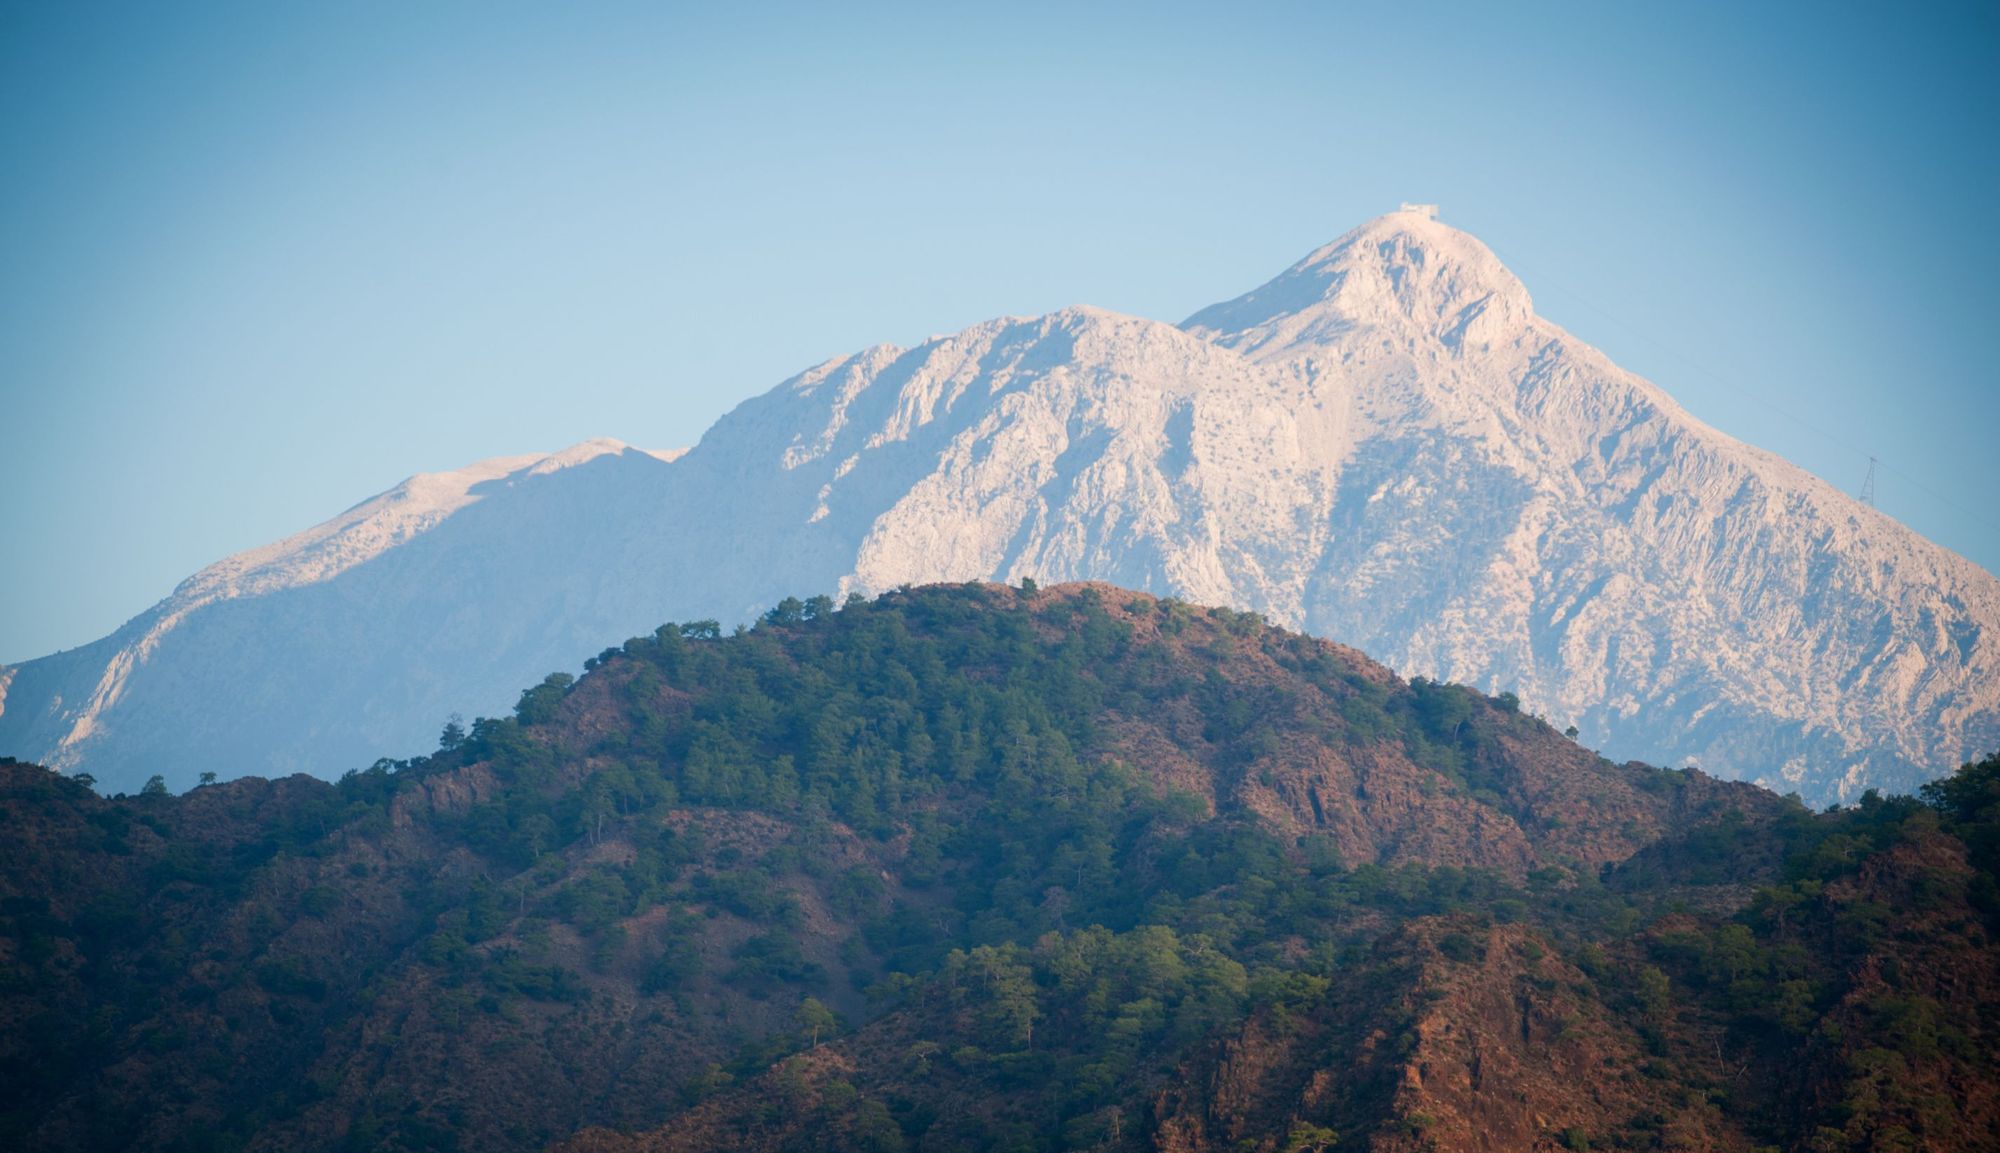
3 211 1993 799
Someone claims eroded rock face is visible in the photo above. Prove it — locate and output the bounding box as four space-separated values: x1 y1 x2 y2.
4 212 1994 800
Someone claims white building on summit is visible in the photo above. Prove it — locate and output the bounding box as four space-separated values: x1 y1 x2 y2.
1398 202 1440 219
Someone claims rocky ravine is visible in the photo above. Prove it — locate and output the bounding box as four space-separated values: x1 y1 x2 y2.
3 208 1994 799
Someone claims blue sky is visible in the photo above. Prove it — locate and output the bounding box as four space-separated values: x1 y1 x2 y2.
3 1 1995 662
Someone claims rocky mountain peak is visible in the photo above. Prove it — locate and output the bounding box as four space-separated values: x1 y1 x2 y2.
2 212 1992 803
1183 208 1536 357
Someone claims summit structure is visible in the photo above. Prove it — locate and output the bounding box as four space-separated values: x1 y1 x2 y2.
3 211 1994 800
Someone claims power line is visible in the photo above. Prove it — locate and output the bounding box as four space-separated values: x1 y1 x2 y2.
1869 457 1996 526
1531 281 2000 542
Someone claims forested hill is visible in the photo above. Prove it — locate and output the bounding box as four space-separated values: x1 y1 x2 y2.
2 583 1996 1151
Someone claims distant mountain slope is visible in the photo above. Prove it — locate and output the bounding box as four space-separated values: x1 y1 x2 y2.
5 585 1993 1151
3 210 1994 799
0 440 687 793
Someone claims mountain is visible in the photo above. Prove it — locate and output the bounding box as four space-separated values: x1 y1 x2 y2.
5 209 1995 801
0 439 686 794
3 584 1995 1151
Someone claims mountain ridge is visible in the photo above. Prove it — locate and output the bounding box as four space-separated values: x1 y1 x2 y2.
0 440 688 784
2 210 1993 801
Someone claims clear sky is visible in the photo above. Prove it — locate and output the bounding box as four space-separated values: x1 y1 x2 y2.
3 1 1996 663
